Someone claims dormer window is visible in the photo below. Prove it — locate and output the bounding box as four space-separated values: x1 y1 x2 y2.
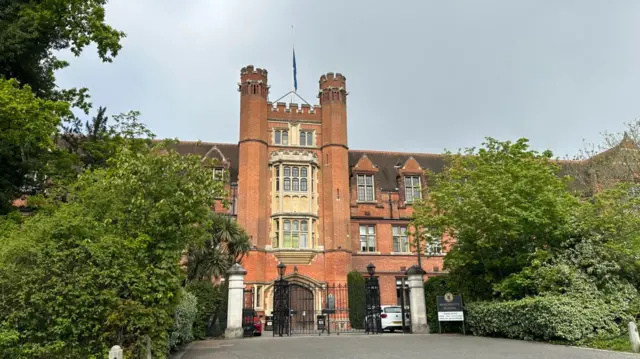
357 174 375 202
274 129 289 145
300 131 313 147
213 168 225 181
404 176 421 202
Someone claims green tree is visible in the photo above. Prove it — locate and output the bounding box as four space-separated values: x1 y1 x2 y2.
60 107 154 170
0 140 226 358
412 138 578 300
0 78 71 214
186 213 251 283
186 281 224 339
347 271 366 329
0 0 125 100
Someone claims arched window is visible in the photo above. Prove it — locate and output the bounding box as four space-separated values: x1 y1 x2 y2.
301 178 307 192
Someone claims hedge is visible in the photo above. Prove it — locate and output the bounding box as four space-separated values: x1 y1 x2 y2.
347 271 366 329
466 295 624 343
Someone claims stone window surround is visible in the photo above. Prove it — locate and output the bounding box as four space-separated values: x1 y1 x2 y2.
271 124 316 147
271 216 316 249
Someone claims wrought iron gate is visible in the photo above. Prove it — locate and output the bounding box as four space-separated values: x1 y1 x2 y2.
272 278 290 337
365 276 383 334
271 279 382 336
242 287 255 337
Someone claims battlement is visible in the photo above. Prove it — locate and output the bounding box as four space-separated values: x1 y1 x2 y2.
267 102 322 121
240 65 268 83
319 72 346 90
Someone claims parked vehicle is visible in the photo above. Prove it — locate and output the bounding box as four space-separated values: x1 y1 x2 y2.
242 310 262 336
364 305 411 332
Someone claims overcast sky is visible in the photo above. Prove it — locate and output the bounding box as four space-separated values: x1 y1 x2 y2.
55 0 640 158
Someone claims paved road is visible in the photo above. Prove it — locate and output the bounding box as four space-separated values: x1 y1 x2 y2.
180 334 635 359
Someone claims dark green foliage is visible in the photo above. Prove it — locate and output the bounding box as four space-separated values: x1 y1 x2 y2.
347 271 365 329
0 142 226 358
0 0 125 100
186 213 251 283
186 281 224 339
466 295 627 343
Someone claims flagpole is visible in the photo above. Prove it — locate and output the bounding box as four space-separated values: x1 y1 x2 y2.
291 24 294 104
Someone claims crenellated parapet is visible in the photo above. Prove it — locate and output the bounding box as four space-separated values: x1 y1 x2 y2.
238 65 269 98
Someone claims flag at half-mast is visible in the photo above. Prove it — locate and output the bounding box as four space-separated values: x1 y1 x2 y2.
293 47 298 92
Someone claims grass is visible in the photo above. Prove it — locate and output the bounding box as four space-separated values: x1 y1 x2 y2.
582 334 633 353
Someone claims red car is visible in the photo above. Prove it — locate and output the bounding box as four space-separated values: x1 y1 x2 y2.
253 314 262 336
243 310 262 336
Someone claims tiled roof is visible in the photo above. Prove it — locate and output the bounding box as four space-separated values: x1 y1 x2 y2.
168 141 589 192
168 141 239 183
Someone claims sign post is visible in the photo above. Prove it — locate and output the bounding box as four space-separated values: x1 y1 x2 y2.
436 292 465 334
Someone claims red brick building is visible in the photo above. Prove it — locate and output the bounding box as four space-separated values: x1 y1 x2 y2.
175 65 451 314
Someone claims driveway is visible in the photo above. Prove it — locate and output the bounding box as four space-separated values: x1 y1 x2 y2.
179 334 636 359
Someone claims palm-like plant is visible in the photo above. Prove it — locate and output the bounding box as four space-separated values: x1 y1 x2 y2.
186 213 251 283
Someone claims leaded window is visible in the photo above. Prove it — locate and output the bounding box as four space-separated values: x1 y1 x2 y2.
393 226 409 252
359 225 376 252
357 174 375 202
404 176 422 202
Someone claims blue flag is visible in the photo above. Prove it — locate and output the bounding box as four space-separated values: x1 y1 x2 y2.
293 48 298 92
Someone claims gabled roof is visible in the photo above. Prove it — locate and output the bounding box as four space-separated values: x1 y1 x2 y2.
167 141 239 183
348 150 446 191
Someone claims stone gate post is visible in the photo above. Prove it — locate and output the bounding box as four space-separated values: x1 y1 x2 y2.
225 263 248 339
109 345 123 359
406 265 429 334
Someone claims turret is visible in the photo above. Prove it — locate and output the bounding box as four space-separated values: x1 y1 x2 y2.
319 72 351 279
237 65 270 253
239 65 269 142
319 72 348 146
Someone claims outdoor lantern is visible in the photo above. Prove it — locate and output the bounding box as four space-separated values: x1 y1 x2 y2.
366 263 376 277
277 262 286 279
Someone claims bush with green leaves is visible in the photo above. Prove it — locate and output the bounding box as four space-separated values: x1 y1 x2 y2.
466 294 627 343
347 271 366 329
186 281 224 339
169 289 198 350
0 141 226 358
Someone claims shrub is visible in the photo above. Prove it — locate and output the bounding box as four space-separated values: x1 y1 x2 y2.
347 271 365 329
186 281 224 339
424 274 464 333
169 289 198 350
466 295 626 343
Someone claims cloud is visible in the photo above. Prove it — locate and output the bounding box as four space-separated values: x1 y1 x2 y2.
55 0 640 157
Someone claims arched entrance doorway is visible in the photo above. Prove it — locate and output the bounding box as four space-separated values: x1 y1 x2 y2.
290 284 315 333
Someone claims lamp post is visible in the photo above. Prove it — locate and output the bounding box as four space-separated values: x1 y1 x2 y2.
277 262 286 280
367 262 376 277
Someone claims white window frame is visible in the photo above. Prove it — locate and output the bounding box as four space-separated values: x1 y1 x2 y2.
359 224 376 252
392 225 410 253
357 174 375 202
213 167 225 181
404 175 422 203
426 234 443 255
255 285 263 309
